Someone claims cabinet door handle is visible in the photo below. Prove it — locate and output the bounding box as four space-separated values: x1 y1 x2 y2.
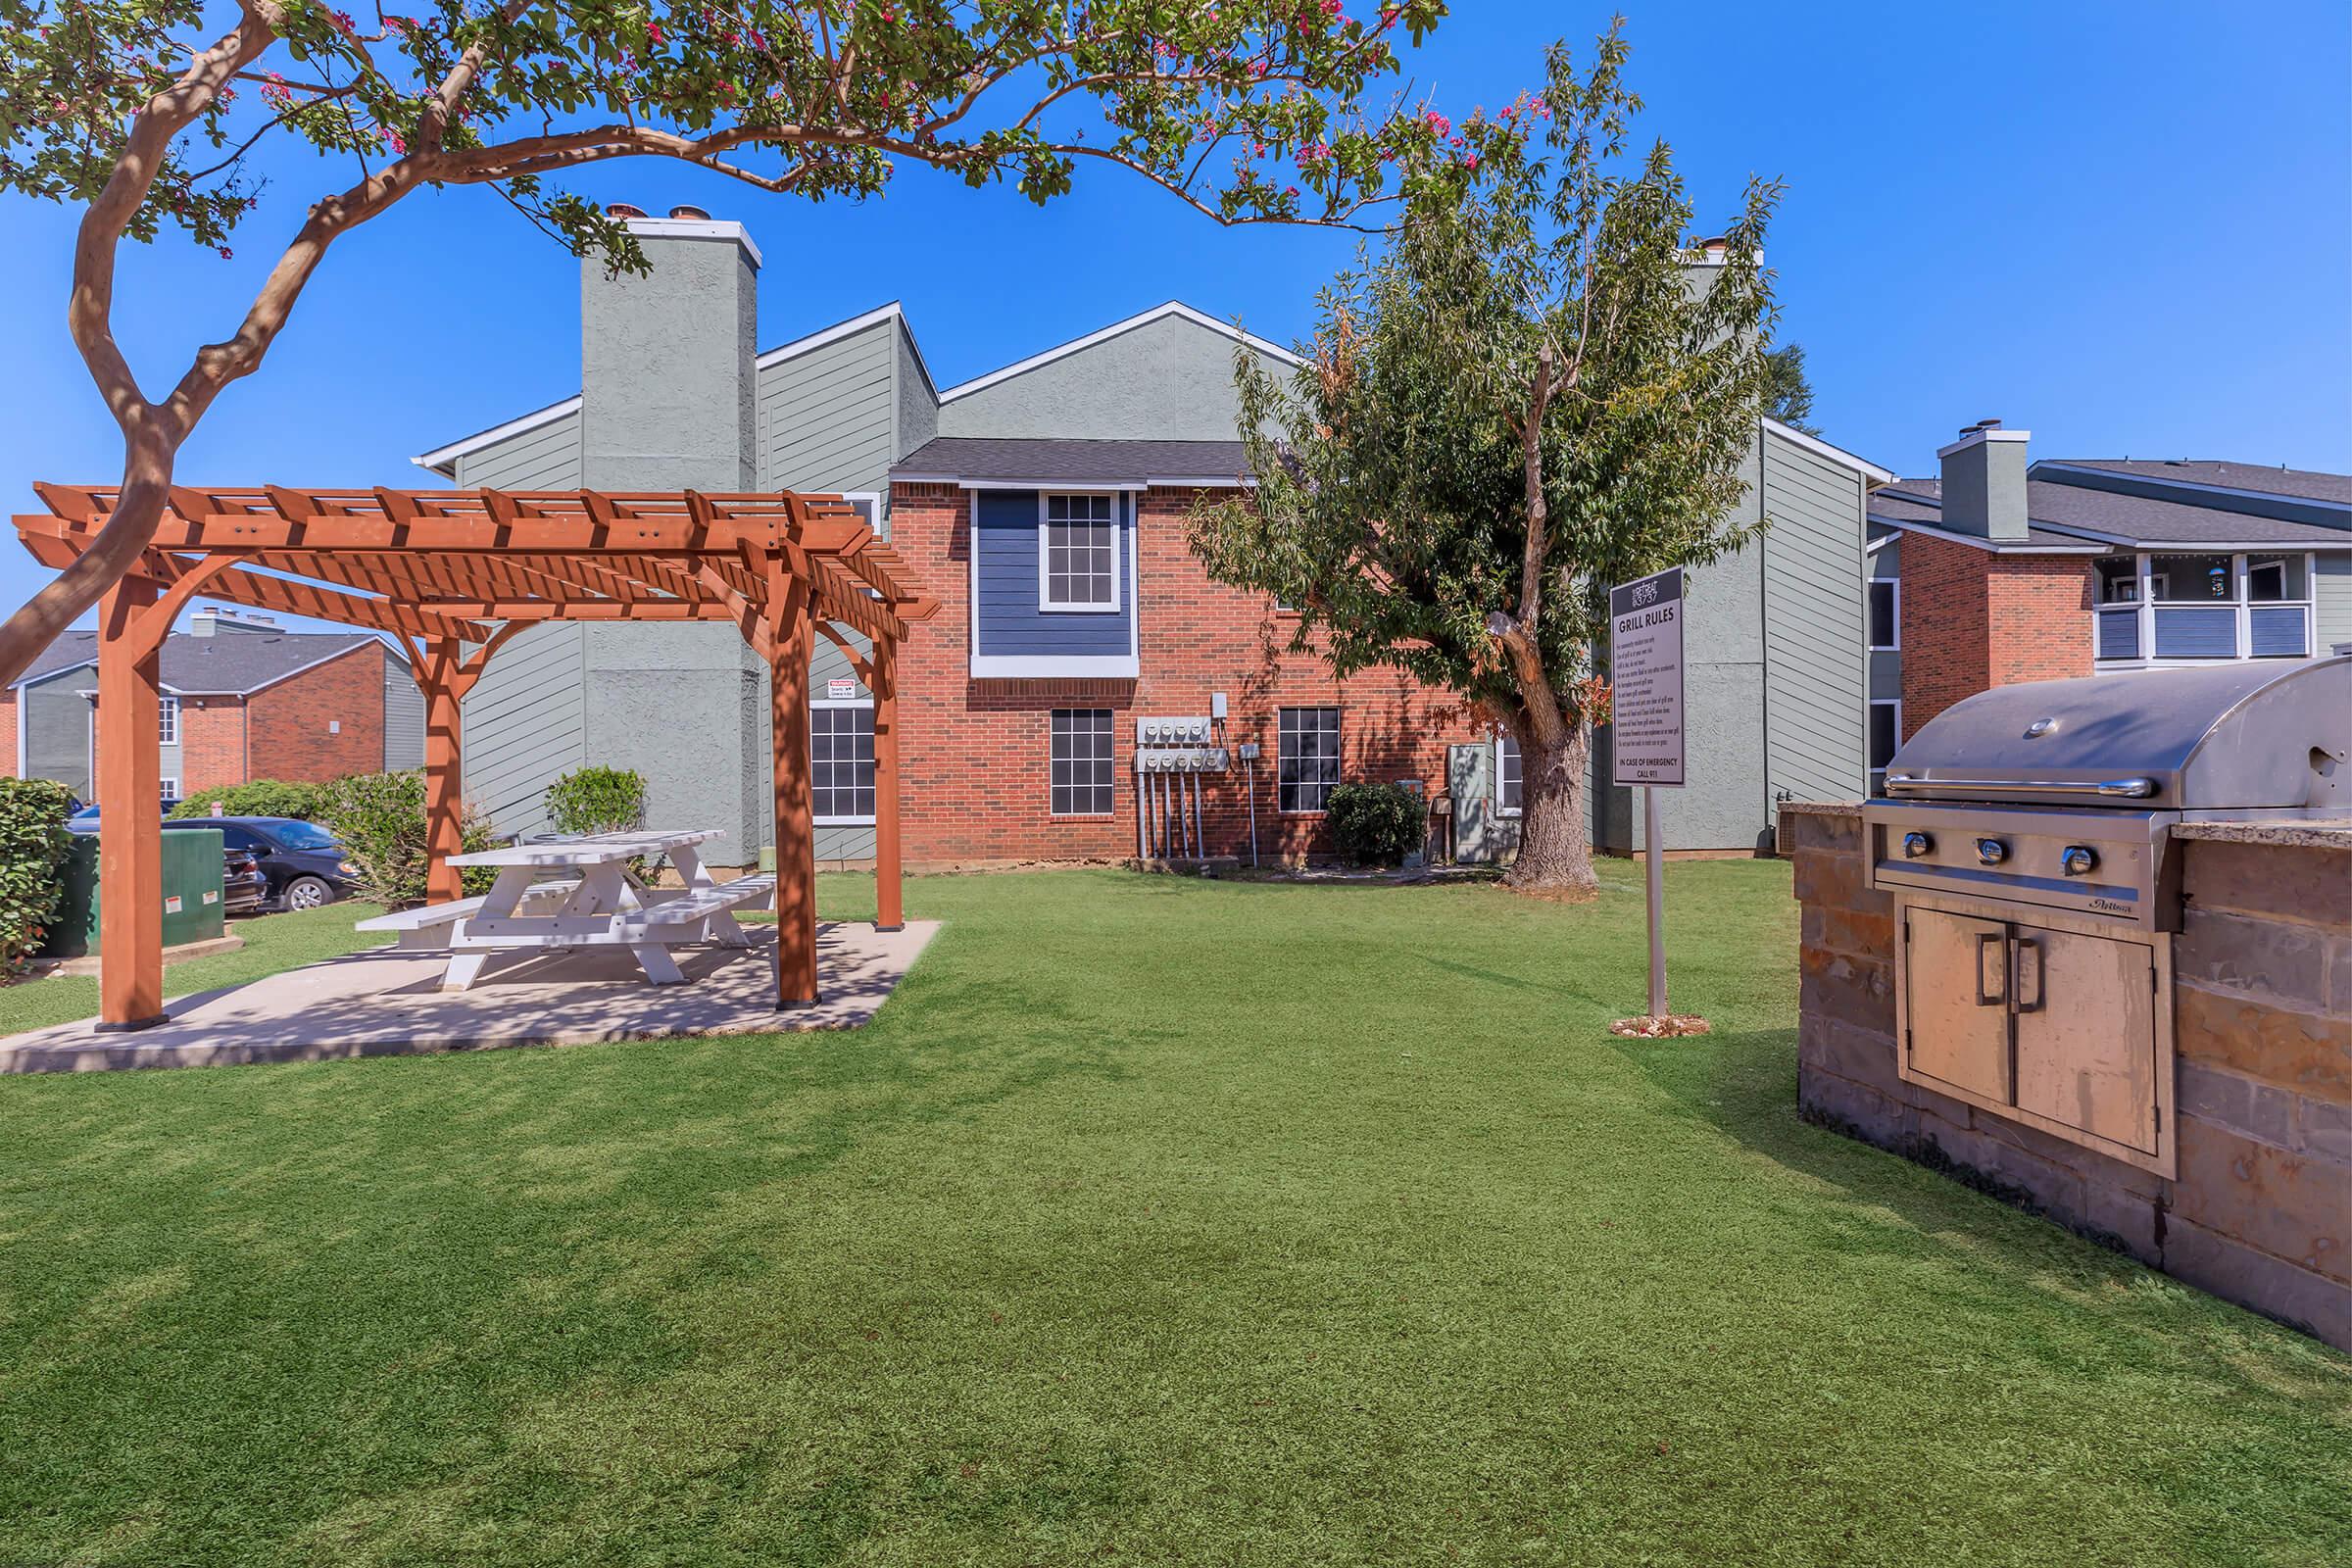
2014 937 2044 1014
1975 931 2006 1006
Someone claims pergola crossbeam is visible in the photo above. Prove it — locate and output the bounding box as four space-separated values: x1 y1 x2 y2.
16 482 933 1026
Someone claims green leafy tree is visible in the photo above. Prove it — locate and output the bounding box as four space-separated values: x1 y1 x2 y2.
1763 342 1818 435
0 0 1477 683
317 769 495 907
1190 23 1779 894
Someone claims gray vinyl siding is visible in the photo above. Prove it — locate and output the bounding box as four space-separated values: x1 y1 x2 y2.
894 320 939 490
938 312 1292 442
23 670 94 797
453 406 589 838
2317 554 2352 653
452 410 580 491
758 317 897 498
382 655 424 770
462 624 587 839
1760 424 1871 808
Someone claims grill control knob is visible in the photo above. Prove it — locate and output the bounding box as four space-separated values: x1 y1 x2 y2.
1975 837 2008 866
1901 831 1935 859
2060 845 2098 877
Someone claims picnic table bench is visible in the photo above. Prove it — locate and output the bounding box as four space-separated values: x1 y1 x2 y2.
357 830 776 991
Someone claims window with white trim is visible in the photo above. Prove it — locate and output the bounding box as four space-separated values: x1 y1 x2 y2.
158 695 180 746
1495 733 1523 816
1050 709 1116 816
1869 700 1900 796
809 705 875 823
1867 580 1898 651
1278 707 1342 813
1041 493 1118 611
159 777 181 804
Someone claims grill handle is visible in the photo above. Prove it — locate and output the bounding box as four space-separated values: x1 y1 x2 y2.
1883 773 2158 800
1975 932 2005 1006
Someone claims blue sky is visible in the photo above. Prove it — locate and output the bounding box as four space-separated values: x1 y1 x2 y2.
2 1 2346 631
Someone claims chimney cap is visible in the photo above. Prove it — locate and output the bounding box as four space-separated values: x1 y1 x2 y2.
668 204 710 220
606 202 648 219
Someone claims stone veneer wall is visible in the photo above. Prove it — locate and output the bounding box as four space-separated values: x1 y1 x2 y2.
1785 803 2350 1349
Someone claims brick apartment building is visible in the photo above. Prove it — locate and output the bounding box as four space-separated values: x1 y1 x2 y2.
416 210 1891 868
3 609 424 803
1861 423 2352 791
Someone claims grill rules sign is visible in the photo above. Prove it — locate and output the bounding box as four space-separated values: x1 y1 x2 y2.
1609 566 1686 789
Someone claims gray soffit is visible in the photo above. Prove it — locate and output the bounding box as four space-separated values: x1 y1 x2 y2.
1873 478 2352 552
895 437 1254 487
12 630 379 695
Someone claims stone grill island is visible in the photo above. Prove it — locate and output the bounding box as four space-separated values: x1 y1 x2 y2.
1784 659 2352 1350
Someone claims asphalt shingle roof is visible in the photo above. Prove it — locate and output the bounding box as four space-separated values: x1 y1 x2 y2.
1873 475 2352 550
2054 460 2352 507
896 437 1253 485
1869 482 2105 552
15 627 379 694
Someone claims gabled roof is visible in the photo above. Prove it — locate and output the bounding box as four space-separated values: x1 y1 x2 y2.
1869 481 2107 554
14 628 383 696
937 303 1303 404
1762 418 1895 485
410 302 932 476
896 437 1253 488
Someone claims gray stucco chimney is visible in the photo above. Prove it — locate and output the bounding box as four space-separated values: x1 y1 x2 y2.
1937 419 2031 540
580 209 760 490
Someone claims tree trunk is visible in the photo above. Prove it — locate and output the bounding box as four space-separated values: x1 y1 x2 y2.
0 435 176 685
1506 720 1598 895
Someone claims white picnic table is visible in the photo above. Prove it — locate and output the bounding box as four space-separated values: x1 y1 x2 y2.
356 829 777 992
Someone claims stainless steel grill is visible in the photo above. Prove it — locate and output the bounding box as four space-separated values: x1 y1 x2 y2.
1861 655 2352 1179
1869 657 2352 933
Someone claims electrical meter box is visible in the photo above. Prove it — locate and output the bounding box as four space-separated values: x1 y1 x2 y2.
1134 715 1228 772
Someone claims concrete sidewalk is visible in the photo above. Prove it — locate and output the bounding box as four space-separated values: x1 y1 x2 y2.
0 920 938 1073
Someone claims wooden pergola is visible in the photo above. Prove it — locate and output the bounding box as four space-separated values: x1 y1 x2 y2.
15 483 936 1030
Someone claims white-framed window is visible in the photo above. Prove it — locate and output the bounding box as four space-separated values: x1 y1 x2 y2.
1868 700 1901 796
1050 709 1117 816
1039 492 1120 612
809 703 875 824
1867 579 1899 651
159 777 181 804
158 694 180 746
1494 732 1523 816
1278 707 1342 813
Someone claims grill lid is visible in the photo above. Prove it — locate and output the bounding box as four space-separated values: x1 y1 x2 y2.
1884 655 2352 810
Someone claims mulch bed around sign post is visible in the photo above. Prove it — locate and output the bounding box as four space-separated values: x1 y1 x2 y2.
1608 1014 1712 1039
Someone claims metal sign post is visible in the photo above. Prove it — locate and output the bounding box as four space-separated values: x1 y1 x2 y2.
1607 566 1700 1036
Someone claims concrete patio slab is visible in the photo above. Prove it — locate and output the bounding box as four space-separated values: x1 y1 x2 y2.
0 920 938 1073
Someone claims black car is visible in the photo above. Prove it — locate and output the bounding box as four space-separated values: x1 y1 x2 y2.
163 816 361 912
222 848 270 916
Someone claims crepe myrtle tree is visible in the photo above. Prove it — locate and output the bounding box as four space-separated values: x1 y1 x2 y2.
0 0 1477 684
1190 23 1779 894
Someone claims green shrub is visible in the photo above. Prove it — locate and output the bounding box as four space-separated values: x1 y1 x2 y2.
0 778 76 978
316 771 498 909
544 765 648 836
167 778 328 821
1324 780 1429 867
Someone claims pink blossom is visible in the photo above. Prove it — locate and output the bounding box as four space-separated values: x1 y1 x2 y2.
648 22 665 44
218 246 233 260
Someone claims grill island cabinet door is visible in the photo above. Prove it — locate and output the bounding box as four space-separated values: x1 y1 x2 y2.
1903 908 2012 1103
2012 926 2159 1154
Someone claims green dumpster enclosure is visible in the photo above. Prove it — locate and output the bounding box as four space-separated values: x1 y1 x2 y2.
39 829 226 958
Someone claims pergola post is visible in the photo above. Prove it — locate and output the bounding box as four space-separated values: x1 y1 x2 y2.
95 576 167 1030
767 576 818 1005
871 635 904 933
407 630 520 906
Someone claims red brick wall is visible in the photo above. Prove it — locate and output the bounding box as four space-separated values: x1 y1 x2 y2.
1899 531 2092 738
0 691 15 777
177 699 246 795
891 482 1487 866
247 643 387 783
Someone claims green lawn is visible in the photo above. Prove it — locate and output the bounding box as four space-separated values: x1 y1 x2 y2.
0 863 2344 1566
